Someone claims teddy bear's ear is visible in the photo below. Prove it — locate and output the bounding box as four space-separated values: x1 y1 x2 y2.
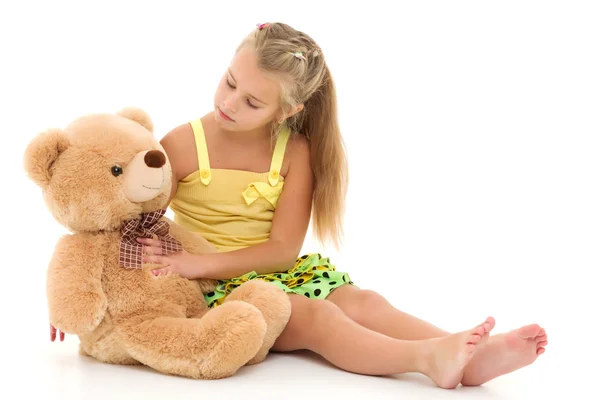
117 107 154 133
23 128 70 188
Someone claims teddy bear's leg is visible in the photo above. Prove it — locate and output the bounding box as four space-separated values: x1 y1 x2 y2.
118 301 267 379
224 280 292 365
79 327 141 365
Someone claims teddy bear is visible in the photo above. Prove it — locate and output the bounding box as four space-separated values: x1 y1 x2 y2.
23 107 292 379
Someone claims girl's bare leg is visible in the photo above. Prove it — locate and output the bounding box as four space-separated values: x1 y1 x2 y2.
272 293 494 389
326 285 452 340
327 285 547 386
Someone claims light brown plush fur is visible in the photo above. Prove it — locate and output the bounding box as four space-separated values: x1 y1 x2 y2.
23 107 291 379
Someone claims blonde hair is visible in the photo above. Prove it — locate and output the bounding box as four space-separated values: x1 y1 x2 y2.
237 22 348 249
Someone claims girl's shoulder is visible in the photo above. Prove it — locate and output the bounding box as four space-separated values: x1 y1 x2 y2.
280 132 311 179
159 115 208 181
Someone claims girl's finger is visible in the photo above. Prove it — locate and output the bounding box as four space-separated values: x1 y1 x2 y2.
143 254 167 265
152 267 171 276
137 237 161 246
143 245 162 256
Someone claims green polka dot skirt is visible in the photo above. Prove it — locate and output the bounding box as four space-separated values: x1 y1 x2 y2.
204 253 355 308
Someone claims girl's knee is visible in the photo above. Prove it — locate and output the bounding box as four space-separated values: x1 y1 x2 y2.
291 296 341 331
355 289 390 308
331 288 390 326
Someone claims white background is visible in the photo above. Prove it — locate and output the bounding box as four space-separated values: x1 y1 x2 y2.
1 1 598 399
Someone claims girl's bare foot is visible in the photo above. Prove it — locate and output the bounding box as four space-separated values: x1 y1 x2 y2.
461 323 547 386
422 317 495 389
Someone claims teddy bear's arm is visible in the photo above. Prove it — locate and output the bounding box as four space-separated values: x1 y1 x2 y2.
47 234 107 335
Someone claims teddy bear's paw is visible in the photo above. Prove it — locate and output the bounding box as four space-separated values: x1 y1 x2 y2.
245 347 270 366
49 292 107 336
196 301 268 378
223 280 292 365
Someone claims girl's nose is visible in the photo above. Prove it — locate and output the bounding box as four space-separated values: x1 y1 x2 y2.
223 95 237 113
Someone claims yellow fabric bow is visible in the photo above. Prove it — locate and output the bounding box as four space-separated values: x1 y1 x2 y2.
242 181 284 207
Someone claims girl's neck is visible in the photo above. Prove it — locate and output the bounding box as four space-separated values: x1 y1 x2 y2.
216 124 272 145
203 112 273 147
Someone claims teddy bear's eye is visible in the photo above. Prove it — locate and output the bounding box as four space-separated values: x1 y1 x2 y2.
111 165 123 177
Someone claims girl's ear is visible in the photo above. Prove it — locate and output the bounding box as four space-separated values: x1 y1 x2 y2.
278 103 304 123
294 103 304 115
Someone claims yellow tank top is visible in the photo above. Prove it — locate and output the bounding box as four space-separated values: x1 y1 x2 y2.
169 118 291 253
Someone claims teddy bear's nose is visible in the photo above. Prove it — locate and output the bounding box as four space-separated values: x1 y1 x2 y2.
144 150 166 168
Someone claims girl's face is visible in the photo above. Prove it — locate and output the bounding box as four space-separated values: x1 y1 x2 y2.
213 46 283 133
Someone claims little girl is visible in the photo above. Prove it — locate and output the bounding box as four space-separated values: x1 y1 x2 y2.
138 22 547 389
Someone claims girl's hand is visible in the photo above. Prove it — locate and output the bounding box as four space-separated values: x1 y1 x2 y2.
137 237 209 279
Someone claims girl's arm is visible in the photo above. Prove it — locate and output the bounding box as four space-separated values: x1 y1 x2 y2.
159 126 314 280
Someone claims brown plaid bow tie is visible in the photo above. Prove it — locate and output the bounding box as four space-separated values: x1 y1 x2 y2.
119 208 184 269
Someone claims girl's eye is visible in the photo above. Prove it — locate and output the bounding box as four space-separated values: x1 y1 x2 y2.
226 78 257 108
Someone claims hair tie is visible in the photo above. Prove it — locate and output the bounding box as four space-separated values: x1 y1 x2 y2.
289 51 307 61
257 23 270 30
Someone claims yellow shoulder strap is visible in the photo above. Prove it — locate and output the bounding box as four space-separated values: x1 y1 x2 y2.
268 128 291 186
189 118 211 185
